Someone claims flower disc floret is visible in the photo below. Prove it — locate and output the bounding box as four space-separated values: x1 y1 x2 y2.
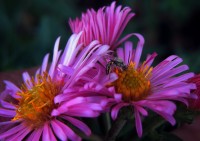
111 62 152 101
13 72 62 128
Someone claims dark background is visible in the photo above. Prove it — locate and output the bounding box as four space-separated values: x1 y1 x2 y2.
0 0 200 73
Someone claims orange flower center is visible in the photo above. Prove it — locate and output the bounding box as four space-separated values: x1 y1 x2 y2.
110 62 152 102
12 72 62 128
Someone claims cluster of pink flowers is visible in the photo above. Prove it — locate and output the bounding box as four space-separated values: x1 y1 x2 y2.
0 2 197 141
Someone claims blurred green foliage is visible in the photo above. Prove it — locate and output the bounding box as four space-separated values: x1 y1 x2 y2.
0 0 200 73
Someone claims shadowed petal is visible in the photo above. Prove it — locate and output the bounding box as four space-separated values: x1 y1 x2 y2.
134 108 143 137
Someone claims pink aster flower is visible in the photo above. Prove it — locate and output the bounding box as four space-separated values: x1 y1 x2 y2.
80 34 196 137
0 33 109 141
69 2 135 50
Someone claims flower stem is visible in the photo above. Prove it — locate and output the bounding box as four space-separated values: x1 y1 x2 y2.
105 117 127 141
105 107 133 141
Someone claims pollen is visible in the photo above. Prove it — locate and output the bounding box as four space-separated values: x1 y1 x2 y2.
110 62 152 102
12 72 62 128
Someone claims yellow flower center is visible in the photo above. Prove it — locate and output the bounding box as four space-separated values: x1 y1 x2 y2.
110 62 152 101
12 72 62 128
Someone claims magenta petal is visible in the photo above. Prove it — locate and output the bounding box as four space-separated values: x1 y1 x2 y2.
117 48 124 61
111 103 128 120
0 120 18 126
0 123 25 139
124 41 133 64
3 80 20 93
144 52 157 67
143 101 176 125
27 127 43 141
55 120 81 141
6 127 31 141
101 73 118 85
115 33 134 48
69 1 134 49
152 57 183 80
42 123 56 141
61 32 82 66
54 91 78 104
133 33 145 68
134 108 143 137
114 94 122 101
134 104 148 116
0 108 15 117
60 97 85 108
17 128 32 140
164 73 194 87
63 116 91 136
85 96 107 104
58 64 75 75
70 103 103 111
52 97 86 116
0 100 15 109
92 44 110 57
22 72 33 89
51 120 67 140
67 108 99 117
41 53 50 74
51 109 60 116
49 37 61 77
151 65 189 86
150 100 176 115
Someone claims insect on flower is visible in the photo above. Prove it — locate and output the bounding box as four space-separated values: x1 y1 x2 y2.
106 57 127 74
82 35 196 137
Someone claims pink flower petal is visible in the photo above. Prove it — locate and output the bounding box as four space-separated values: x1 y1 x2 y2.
164 73 194 87
133 104 148 116
0 123 25 139
115 33 134 48
0 108 15 117
4 80 20 93
142 100 176 125
22 72 33 89
58 64 74 75
51 120 67 140
55 120 81 141
42 123 56 141
49 37 61 77
134 108 143 137
117 48 124 61
133 33 145 68
66 108 99 117
152 57 183 80
41 53 49 74
124 41 133 64
111 103 129 120
144 52 157 67
0 100 15 109
54 92 78 104
61 32 82 66
6 126 31 141
0 120 18 126
27 127 43 141
69 1 134 49
63 116 91 136
151 65 189 85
